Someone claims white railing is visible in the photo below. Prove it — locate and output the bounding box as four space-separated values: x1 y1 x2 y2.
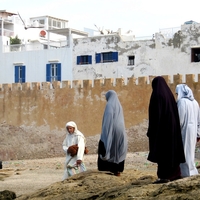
159 26 180 38
0 28 14 37
3 41 68 53
135 35 153 40
134 27 181 41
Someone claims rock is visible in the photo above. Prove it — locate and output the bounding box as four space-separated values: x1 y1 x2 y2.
0 190 16 200
16 170 200 200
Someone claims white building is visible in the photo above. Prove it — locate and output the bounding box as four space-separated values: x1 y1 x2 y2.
0 10 200 85
0 10 88 84
73 23 200 82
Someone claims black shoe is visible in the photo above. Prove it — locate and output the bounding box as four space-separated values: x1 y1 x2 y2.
153 179 170 184
170 176 182 181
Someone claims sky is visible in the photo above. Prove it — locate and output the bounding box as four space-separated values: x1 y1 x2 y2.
1 0 200 37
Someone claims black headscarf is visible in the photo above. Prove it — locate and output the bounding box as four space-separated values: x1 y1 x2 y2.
147 76 185 166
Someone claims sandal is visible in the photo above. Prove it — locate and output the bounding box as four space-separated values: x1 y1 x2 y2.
114 172 121 176
153 179 170 184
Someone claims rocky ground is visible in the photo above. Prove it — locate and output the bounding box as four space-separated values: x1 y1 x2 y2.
1 120 200 199
0 152 156 199
1 153 200 200
0 119 150 161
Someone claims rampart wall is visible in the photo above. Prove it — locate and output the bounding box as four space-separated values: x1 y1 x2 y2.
0 74 199 137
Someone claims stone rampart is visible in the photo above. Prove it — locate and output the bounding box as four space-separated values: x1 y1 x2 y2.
0 74 199 136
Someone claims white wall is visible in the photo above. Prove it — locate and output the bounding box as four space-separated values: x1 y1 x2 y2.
72 24 200 81
0 47 72 84
1 22 200 85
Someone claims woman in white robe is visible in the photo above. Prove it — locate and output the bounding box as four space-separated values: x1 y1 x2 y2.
62 121 87 180
176 84 200 177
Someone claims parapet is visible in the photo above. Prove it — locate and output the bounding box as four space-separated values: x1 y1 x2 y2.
0 74 199 92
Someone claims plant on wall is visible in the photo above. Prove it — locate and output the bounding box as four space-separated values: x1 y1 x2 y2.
10 35 21 45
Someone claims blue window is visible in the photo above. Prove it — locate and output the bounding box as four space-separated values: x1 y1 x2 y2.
95 52 118 63
77 55 92 65
46 63 61 82
15 66 26 83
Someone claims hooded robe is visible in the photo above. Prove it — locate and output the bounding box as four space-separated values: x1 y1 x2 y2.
147 76 185 180
98 90 127 174
62 121 86 180
176 84 200 177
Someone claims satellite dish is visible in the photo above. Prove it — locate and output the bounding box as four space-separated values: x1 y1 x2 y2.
18 12 45 30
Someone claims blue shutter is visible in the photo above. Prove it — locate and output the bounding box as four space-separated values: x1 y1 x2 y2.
112 52 118 62
46 64 51 82
88 55 92 64
57 63 61 81
77 56 81 65
15 66 19 83
22 66 26 83
96 53 101 63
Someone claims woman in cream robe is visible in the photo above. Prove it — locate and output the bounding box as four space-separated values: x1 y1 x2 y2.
176 84 200 177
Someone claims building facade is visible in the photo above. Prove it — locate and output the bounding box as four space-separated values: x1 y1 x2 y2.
0 10 200 85
73 23 200 82
0 10 87 85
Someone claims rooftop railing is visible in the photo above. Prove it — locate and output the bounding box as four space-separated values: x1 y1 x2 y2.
0 28 14 37
3 41 68 53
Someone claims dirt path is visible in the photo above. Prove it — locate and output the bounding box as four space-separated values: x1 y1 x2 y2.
0 152 156 198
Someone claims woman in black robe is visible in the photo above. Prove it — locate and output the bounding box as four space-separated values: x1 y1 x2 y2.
97 90 127 176
147 76 185 183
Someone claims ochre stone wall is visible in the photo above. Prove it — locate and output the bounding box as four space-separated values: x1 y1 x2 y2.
0 74 199 137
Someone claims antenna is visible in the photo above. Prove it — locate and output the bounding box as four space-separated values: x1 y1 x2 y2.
94 24 104 35
18 12 44 30
18 12 27 29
